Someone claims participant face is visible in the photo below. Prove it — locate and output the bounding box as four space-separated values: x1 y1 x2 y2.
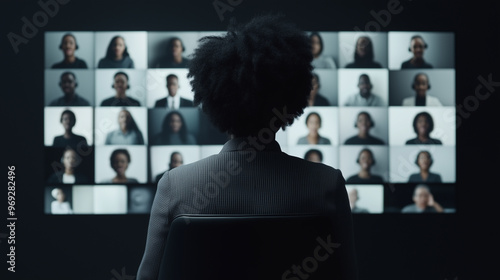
413 187 430 208
310 76 319 96
167 77 179 97
306 114 321 133
118 110 130 130
414 74 429 96
358 76 371 96
169 114 183 133
171 39 183 57
348 189 359 204
112 37 126 58
60 74 76 95
310 35 321 57
112 153 129 176
356 113 371 133
61 113 75 130
416 115 430 136
169 153 183 169
410 37 426 59
55 189 65 202
113 74 128 94
358 150 374 170
61 35 76 57
417 152 431 171
63 149 78 169
306 152 321 163
356 37 370 57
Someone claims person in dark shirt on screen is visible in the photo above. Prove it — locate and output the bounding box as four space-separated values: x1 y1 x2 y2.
154 37 191 68
51 33 88 69
307 73 330 106
304 149 323 163
344 111 384 145
97 35 135 68
52 109 88 150
401 35 433 69
401 184 443 213
408 150 442 183
103 149 139 184
154 151 184 183
151 111 197 145
154 74 194 108
101 72 141 106
345 36 382 69
49 72 90 106
47 148 89 184
405 112 442 145
346 148 384 184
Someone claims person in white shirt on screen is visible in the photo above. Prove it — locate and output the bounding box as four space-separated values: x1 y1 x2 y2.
402 73 442 106
51 188 73 214
344 74 384 106
154 74 194 108
47 148 89 184
347 188 369 213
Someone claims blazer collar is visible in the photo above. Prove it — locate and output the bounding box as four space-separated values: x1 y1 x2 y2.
220 137 282 153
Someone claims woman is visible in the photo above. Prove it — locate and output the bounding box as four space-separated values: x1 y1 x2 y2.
346 148 384 184
106 148 139 184
105 109 145 145
51 188 73 214
47 148 89 184
401 184 443 213
52 109 88 150
97 35 135 68
406 112 442 145
401 35 433 69
309 32 336 69
152 111 196 145
408 150 442 183
51 33 88 69
137 14 356 280
297 112 331 145
344 111 385 145
345 36 382 68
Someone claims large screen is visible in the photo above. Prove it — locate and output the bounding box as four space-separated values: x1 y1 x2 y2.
43 31 456 215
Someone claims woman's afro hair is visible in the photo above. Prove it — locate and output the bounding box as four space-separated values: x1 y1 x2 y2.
188 14 313 137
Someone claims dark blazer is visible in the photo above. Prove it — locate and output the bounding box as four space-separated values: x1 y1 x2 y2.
137 137 357 280
154 97 194 108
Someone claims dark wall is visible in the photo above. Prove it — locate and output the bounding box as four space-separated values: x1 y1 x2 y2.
2 0 498 279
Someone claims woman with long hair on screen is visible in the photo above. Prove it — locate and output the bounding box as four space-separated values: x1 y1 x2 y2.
97 35 135 68
51 33 88 69
346 148 384 184
105 109 145 145
345 36 382 68
297 112 331 145
408 150 442 183
52 109 88 150
152 111 196 145
47 148 89 184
